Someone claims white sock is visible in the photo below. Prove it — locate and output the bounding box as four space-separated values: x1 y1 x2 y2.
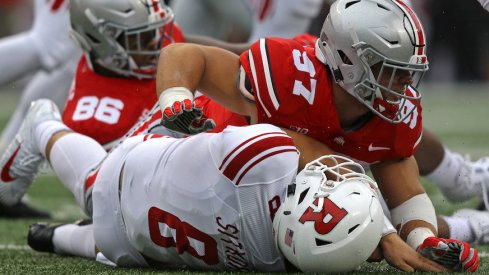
34 120 70 156
48 133 106 215
425 148 462 189
443 216 475 243
52 223 96 258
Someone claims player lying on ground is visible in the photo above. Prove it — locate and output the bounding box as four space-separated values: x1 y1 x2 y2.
0 98 457 272
154 0 480 270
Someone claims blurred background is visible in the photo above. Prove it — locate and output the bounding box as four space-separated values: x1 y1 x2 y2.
1 0 489 83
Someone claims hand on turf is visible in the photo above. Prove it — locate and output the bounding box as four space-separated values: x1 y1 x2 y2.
380 233 447 272
417 236 479 272
161 99 215 135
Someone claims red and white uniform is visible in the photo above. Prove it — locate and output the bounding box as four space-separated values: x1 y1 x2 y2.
92 124 299 270
239 38 423 164
62 26 186 150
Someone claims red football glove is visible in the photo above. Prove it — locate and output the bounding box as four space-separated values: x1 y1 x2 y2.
161 99 215 135
417 237 479 272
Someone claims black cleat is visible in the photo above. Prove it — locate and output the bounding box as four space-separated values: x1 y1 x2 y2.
0 201 51 218
27 219 92 253
27 222 60 253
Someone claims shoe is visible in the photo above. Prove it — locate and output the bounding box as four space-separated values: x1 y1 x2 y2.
27 222 61 253
417 236 479 272
439 155 489 206
453 208 489 244
0 200 50 218
0 99 61 206
27 219 92 253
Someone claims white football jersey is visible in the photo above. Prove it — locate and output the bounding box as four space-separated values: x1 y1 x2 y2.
117 124 298 271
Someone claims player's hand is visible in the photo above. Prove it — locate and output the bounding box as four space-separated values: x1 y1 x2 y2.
161 99 216 135
380 233 446 272
417 236 479 272
30 0 79 70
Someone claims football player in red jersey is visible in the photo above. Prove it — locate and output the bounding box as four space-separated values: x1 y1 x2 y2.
62 0 246 151
155 0 478 272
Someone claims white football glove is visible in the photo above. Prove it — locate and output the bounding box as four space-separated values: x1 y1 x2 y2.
29 0 79 70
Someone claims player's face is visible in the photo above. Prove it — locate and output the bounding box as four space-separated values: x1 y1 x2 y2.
126 30 161 68
371 63 413 104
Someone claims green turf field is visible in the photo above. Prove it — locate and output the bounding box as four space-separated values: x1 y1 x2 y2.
0 83 488 274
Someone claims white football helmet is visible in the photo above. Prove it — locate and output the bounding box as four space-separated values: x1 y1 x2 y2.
273 155 383 273
70 0 175 79
315 0 429 123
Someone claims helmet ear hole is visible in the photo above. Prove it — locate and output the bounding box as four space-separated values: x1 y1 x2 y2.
297 188 310 205
348 224 360 234
315 239 332 246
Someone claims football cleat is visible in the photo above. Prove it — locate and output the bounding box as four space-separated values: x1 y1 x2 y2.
0 200 50 218
0 99 61 207
439 155 489 208
417 236 479 272
27 222 61 253
453 208 489 244
28 219 92 253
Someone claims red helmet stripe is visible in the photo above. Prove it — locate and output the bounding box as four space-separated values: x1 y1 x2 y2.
394 0 425 56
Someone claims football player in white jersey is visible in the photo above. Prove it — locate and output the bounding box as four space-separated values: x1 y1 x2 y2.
0 0 81 217
0 98 445 273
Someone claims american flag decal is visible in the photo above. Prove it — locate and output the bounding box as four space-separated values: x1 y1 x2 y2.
285 228 294 247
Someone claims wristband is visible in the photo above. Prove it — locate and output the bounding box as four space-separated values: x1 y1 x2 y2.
406 227 434 250
159 87 194 111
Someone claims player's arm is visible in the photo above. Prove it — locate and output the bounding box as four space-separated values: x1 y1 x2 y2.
184 35 252 55
281 128 335 169
156 43 257 134
284 129 446 272
370 157 437 246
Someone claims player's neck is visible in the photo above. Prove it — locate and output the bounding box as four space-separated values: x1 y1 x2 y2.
333 84 370 129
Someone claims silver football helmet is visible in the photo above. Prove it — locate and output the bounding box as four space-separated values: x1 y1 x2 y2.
70 0 175 79
273 155 383 273
315 0 429 123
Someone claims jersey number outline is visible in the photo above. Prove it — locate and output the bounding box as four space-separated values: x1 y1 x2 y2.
292 49 317 105
148 206 219 265
72 96 123 124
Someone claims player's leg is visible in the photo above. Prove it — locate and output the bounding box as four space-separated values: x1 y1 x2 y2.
0 99 106 216
438 210 489 244
27 219 96 259
416 128 489 205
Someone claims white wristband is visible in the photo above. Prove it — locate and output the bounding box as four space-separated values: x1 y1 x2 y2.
159 87 194 111
406 227 434 250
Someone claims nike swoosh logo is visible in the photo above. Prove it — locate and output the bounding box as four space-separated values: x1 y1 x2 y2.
368 144 391 152
1 145 21 182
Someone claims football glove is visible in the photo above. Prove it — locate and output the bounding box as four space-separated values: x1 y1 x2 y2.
417 236 479 272
161 98 215 135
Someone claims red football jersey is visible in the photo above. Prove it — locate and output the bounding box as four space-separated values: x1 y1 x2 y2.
239 38 423 164
62 26 186 148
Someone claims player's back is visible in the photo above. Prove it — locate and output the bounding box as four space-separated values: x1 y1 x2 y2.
120 124 298 271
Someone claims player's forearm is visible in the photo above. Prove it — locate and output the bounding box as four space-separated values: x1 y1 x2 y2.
156 43 205 97
0 33 42 84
